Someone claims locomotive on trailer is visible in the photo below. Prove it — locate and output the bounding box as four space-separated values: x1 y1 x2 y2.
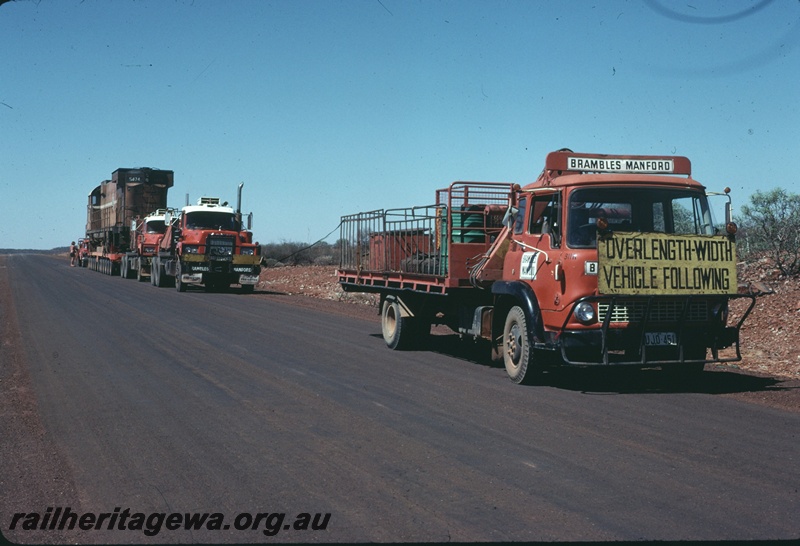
84 168 174 275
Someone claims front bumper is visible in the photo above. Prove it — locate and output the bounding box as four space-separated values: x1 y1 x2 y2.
555 294 756 366
180 255 261 285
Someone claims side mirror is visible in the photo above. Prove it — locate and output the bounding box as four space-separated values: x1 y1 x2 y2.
502 206 519 229
247 212 253 231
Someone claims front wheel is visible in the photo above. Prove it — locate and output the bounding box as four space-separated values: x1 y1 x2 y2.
502 306 540 384
153 259 166 287
175 263 186 292
381 298 418 350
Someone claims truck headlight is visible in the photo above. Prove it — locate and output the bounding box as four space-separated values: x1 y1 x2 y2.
184 245 201 254
574 302 596 324
711 302 729 324
241 247 255 255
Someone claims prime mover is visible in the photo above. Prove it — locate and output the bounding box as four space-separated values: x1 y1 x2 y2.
153 184 261 293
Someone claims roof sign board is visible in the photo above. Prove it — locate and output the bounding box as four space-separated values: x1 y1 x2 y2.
544 151 692 176
567 156 674 174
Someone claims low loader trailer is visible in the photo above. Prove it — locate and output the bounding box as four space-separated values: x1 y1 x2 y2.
338 150 756 384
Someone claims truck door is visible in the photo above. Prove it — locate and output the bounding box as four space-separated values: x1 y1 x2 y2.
504 190 562 311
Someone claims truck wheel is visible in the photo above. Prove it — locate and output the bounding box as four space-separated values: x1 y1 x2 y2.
381 298 417 350
503 306 539 384
175 264 186 292
137 265 145 282
240 284 254 294
153 260 164 287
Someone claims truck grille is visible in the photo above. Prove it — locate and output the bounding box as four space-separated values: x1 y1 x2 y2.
207 235 235 259
598 300 709 323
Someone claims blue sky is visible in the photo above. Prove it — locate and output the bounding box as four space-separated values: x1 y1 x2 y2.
1 0 798 249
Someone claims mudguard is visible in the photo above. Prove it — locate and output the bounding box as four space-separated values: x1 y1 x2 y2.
491 280 546 344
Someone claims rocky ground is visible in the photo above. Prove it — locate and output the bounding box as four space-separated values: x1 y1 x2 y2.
257 264 800 381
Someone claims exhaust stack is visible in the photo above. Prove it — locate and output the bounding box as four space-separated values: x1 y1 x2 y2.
236 183 244 227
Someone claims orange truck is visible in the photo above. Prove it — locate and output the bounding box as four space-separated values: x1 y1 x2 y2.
84 168 174 275
337 149 756 384
152 184 261 292
120 208 171 281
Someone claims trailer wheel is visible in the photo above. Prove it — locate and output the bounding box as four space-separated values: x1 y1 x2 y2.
381 298 418 350
503 306 539 384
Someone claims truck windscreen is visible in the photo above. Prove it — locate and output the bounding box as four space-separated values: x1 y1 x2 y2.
145 220 166 234
567 187 716 249
185 211 239 231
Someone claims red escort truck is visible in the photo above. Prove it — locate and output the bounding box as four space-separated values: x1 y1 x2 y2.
337 150 756 384
153 184 261 293
84 168 174 275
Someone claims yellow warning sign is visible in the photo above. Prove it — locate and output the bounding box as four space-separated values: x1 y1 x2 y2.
597 232 737 295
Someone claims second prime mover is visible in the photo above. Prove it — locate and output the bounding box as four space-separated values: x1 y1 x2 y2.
337 150 756 384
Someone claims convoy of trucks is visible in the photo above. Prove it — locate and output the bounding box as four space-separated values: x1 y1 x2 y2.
83 168 260 292
337 149 756 384
78 151 756 384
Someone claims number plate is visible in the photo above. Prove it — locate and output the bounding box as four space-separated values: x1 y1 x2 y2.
644 332 677 346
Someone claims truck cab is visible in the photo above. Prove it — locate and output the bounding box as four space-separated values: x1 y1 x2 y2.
489 151 752 380
120 209 171 281
155 194 261 292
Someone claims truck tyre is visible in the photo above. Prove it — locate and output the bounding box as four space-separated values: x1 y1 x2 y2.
381 298 417 350
175 263 186 292
503 306 539 384
137 264 145 282
153 259 165 287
